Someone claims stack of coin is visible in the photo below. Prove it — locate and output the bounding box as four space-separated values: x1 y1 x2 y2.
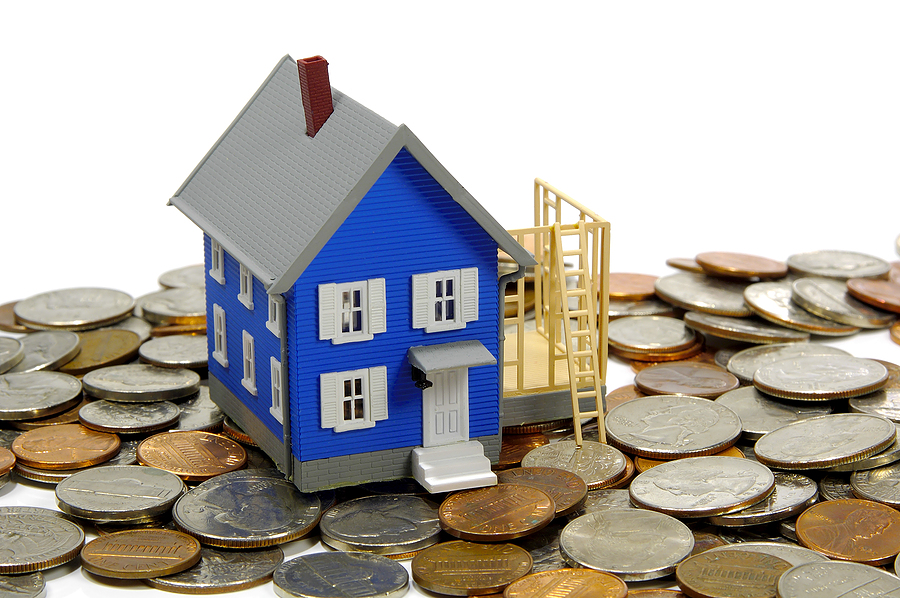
0 446 14 489
13 288 135 331
607 315 703 362
82 363 201 403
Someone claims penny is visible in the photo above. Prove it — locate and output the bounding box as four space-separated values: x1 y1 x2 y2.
690 531 727 555
666 258 704 273
275 551 409 598
139 287 206 326
796 499 900 565
0 371 83 421
0 301 31 333
706 472 818 527
221 416 257 446
57 329 141 376
0 572 44 598
726 342 850 384
0 447 14 476
171 386 224 432
11 423 120 470
0 338 24 375
683 311 809 344
158 264 205 289
635 445 744 473
99 315 153 342
792 277 898 328
714 386 831 441
846 277 900 313
145 545 283 594
80 528 201 579
609 272 658 300
83 364 201 402
820 473 855 501
654 272 752 317
629 349 720 373
675 549 791 598
149 322 208 337
6 331 81 373
521 441 627 490
139 335 207 369
503 568 627 598
14 288 134 331
634 362 739 399
497 467 588 517
498 432 549 470
706 541 828 566
894 321 900 345
608 316 698 354
850 461 900 507
754 355 888 400
412 540 532 596
319 494 441 555
604 384 645 413
787 249 891 279
79 400 181 434
777 561 900 598
439 484 555 542
137 431 246 481
695 251 788 279
608 298 677 320
11 398 89 431
0 509 85 573
744 281 860 336
611 340 704 363
13 438 139 485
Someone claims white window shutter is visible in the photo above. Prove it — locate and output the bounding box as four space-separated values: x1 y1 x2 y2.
368 278 387 335
369 366 388 422
318 283 337 340
461 267 479 322
320 372 338 429
411 274 429 329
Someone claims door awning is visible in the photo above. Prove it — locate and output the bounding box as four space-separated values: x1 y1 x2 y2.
407 341 497 373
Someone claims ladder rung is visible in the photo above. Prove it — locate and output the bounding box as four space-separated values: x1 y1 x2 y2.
574 370 595 378
564 269 585 277
577 410 601 418
566 289 588 297
571 350 593 358
562 249 583 256
568 310 590 317
570 330 592 338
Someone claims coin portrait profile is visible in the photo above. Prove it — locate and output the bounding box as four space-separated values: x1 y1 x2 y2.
802 507 895 552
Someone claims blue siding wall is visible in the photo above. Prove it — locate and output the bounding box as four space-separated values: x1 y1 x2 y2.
287 149 500 462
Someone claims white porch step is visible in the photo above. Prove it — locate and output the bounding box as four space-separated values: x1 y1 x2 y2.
411 440 497 494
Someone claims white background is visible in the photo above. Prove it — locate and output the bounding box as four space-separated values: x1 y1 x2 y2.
1 2 899 597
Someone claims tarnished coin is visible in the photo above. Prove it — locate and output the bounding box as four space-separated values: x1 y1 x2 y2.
706 472 818 527
172 386 224 432
714 386 831 441
777 561 900 598
634 362 739 399
0 572 44 598
412 540 532 596
608 298 677 320
850 461 900 507
11 423 120 470
139 335 208 369
0 301 31 333
55 465 185 522
439 484 555 542
0 510 84 573
0 338 24 374
705 541 828 566
0 429 21 449
654 272 752 317
726 342 850 384
14 288 134 331
792 277 898 328
57 329 141 376
629 456 775 517
79 399 181 434
173 469 321 548
846 277 900 313
0 371 82 421
497 467 587 518
744 281 860 336
319 494 441 555
754 414 896 470
159 264 206 289
139 287 206 325
521 441 627 490
609 273 658 300
787 249 891 279
605 395 742 459
561 509 693 581
695 251 788 279
503 568 628 598
608 316 698 354
83 364 201 402
683 311 809 344
146 545 283 594
275 552 408 598
137 431 246 481
634 446 744 473
796 499 900 565
675 549 791 598
754 355 888 400
666 258 704 273
80 529 201 579
819 473 855 501
6 331 81 373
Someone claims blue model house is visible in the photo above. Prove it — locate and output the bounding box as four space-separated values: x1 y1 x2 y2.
168 55 534 493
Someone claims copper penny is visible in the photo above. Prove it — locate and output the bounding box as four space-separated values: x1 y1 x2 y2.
58 329 142 377
412 540 533 596
629 350 718 373
80 529 201 579
629 592 689 598
221 417 257 446
609 273 659 301
11 423 120 470
503 568 627 598
605 384 646 413
695 251 788 279
892 321 900 346
439 484 555 542
891 261 900 284
675 549 791 598
635 446 744 474
137 431 246 481
497 433 549 470
796 499 900 565
497 467 587 517
611 340 704 363
847 278 900 313
149 321 207 337
0 301 31 333
634 362 740 399
11 398 90 431
0 446 15 475
666 258 704 273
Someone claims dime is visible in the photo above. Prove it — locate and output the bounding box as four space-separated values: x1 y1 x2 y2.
319 494 441 555
675 549 791 598
497 467 588 517
609 272 658 300
6 331 81 373
145 545 283 594
57 329 141 376
787 249 891 279
0 301 31 333
744 281 860 336
754 413 896 470
0 509 84 573
79 400 181 434
137 431 246 481
0 371 82 421
706 541 829 566
0 572 44 598
439 484 555 542
777 561 900 598
608 298 677 319
706 472 817 527
683 311 809 344
754 355 888 400
83 364 201 402
635 446 744 473
14 288 134 331
666 258 704 273
819 473 855 501
173 469 321 547
139 287 206 325
158 264 206 289
654 272 751 317
634 362 739 399
850 461 900 507
80 529 201 579
560 509 693 581
521 441 627 490
795 499 900 565
607 316 698 354
412 541 532 596
139 335 207 369
55 465 185 521
275 552 408 598
171 386 224 432
11 423 120 470
695 251 788 279
0 338 24 375
503 568 628 598
726 342 850 384
792 277 898 328
846 277 900 313
714 386 831 441
629 456 775 518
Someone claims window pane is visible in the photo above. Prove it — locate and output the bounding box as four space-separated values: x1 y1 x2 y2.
342 312 351 333
353 290 361 307
341 291 351 310
343 401 352 421
354 398 364 419
435 281 442 298
447 299 455 321
446 279 453 297
435 302 442 322
354 378 363 396
343 379 352 397
352 311 362 332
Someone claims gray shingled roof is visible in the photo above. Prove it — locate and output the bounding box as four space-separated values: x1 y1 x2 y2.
169 54 534 295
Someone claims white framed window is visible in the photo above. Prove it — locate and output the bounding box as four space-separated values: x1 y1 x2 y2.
212 304 228 367
241 330 257 395
209 239 225 285
267 294 283 338
412 268 478 332
320 366 388 432
269 356 283 423
238 264 254 310
318 278 386 344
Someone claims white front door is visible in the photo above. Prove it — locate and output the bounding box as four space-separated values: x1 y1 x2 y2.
422 368 469 447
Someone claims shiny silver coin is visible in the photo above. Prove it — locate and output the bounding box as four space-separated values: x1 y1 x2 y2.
744 281 860 336
98 316 153 343
0 509 85 573
706 472 818 527
158 264 206 289
714 386 831 442
139 335 208 369
173 469 321 548
777 561 900 598
275 553 408 598
605 395 742 459
13 288 134 331
6 331 81 373
780 517 798 541
0 338 24 374
82 364 200 402
568 489 636 520
139 287 205 326
683 311 809 344
786 249 892 280
0 572 45 598
629 456 775 517
521 441 626 489
55 465 186 522
172 386 224 432
560 509 693 581
607 316 697 353
0 371 82 421
654 272 751 317
705 541 828 566
319 494 440 555
754 355 888 400
78 399 181 434
145 545 283 594
608 298 677 319
830 431 900 472
754 413 897 470
792 277 898 328
850 461 900 508
819 473 855 501
849 365 900 422
726 342 850 384
512 520 567 573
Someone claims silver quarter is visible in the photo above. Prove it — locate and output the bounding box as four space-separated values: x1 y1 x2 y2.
706 472 818 527
138 335 208 369
777 561 900 598
0 572 45 598
0 371 82 421
0 338 24 374
6 331 81 373
851 461 900 508
98 316 153 343
274 552 408 598
819 473 855 501
726 342 850 384
830 431 900 472
13 288 134 331
319 494 440 555
754 355 888 400
521 440 626 490
744 281 860 336
82 364 200 402
849 358 900 422
78 400 181 434
654 272 751 317
146 545 283 593
714 386 831 442
139 287 205 325
560 509 693 581
683 311 809 344
607 316 697 353
158 264 206 289
172 386 224 432
786 249 892 280
705 541 828 566
608 298 677 319
792 277 898 328
0 509 84 573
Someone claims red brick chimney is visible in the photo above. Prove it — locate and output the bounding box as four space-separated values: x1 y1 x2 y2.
297 56 334 138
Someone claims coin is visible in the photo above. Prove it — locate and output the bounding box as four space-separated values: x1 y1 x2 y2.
83 364 201 402
11 398 88 431
11 423 120 470
80 528 201 579
137 431 246 481
145 545 283 594
0 447 14 477
412 540 532 596
744 281 860 336
608 316 698 354
0 429 22 450
509 519 566 573
503 568 628 598
0 338 24 375
654 273 751 317
221 416 257 446
830 432 900 472
521 441 627 490
497 467 588 517
796 499 900 565
754 355 888 400
0 509 84 574
0 301 31 333
777 561 900 598
849 359 900 422
158 264 205 289
139 287 206 325
846 277 900 314
894 321 900 345
819 474 855 501
6 331 81 373
0 572 44 598
850 461 900 507
439 484 555 542
635 446 744 473
666 258 704 273
683 311 809 344
634 362 739 399
139 335 207 369
14 288 134 331
319 494 441 555
792 277 898 328
609 273 658 300
171 386 224 432
608 298 677 319
695 251 788 279
726 342 850 384
79 400 181 434
0 371 83 421
57 329 141 376
706 472 818 527
568 489 635 519
99 315 153 342
497 432 549 470
675 549 791 598
275 551 408 598
787 249 891 279
705 541 828 566
714 386 831 441
611 340 704 363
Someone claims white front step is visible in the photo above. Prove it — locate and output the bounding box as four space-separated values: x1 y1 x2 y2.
411 441 497 494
